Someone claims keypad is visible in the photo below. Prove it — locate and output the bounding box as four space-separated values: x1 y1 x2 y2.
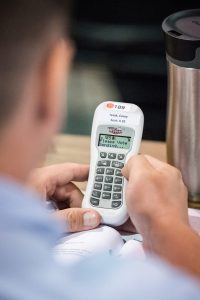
92 190 101 198
102 192 111 200
90 198 100 206
98 160 111 167
118 154 125 160
115 169 122 177
112 201 122 208
103 184 112 191
105 176 113 183
106 168 114 175
113 193 122 200
100 152 107 158
90 151 126 209
114 177 122 184
112 161 124 169
113 185 122 192
94 183 102 190
96 168 105 174
108 153 116 159
95 175 103 182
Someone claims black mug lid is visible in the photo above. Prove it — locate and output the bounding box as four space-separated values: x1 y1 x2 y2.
162 9 200 65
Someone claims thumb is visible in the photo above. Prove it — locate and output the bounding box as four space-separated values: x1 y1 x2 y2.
53 208 101 233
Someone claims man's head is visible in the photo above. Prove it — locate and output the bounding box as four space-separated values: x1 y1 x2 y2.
0 1 73 180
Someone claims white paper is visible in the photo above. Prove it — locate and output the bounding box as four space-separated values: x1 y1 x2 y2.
188 208 200 235
54 226 124 266
54 207 200 267
119 240 145 259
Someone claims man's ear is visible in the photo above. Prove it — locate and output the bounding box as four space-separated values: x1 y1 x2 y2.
36 39 73 130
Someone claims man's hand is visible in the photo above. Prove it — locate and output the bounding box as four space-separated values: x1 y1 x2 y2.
122 155 200 279
122 155 189 242
28 163 101 232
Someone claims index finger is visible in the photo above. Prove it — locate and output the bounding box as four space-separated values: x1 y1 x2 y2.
44 163 89 186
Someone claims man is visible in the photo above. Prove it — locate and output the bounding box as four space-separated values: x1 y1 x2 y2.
0 1 199 299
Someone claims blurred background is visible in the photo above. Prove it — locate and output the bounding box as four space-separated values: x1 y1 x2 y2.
64 1 198 141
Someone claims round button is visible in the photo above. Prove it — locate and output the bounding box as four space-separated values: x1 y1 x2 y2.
106 103 114 109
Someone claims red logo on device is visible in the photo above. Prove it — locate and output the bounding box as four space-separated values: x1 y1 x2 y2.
106 103 114 109
108 127 123 135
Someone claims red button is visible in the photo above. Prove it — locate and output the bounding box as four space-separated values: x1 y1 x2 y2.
107 103 114 108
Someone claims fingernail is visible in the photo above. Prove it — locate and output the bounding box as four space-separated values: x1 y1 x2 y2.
83 211 98 227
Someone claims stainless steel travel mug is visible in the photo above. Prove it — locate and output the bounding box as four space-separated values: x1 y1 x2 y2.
162 9 200 207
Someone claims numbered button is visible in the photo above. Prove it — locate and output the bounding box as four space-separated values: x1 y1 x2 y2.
106 168 114 175
92 190 101 198
102 192 111 200
113 185 122 192
118 154 125 160
96 168 105 174
112 161 124 169
113 193 122 200
114 177 122 184
100 152 107 158
98 160 111 167
95 175 103 182
115 169 122 177
90 198 100 206
112 201 122 208
103 184 112 191
105 176 113 183
94 183 102 190
108 153 116 159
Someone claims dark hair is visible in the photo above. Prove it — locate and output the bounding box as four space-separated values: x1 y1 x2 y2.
0 0 71 127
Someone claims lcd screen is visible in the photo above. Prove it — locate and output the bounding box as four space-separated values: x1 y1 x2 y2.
98 134 131 149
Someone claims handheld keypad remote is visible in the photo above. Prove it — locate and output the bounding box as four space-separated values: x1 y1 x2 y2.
82 101 144 226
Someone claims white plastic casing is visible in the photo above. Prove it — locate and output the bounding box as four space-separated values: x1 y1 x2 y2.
82 101 144 226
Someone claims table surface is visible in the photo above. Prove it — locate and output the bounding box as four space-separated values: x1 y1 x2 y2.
45 134 166 190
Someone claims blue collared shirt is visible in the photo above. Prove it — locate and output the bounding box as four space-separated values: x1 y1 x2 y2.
0 177 199 300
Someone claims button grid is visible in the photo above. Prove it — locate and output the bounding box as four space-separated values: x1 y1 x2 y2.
90 152 125 209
